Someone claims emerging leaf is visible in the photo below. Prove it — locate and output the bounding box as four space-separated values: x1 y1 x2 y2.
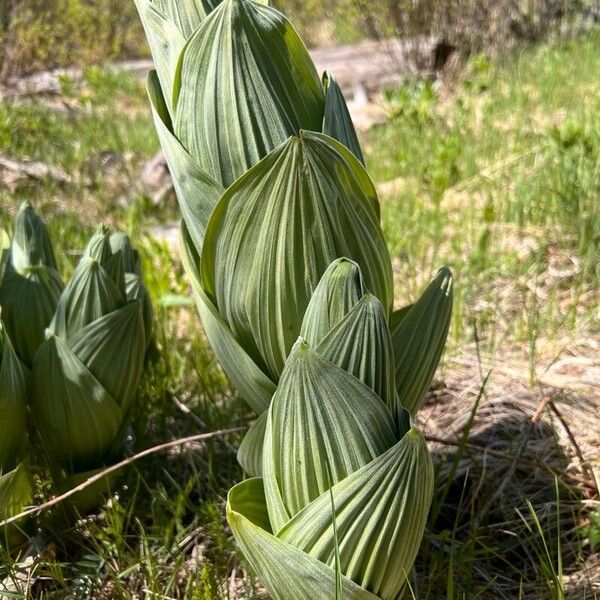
0 463 33 549
263 340 396 532
392 267 453 415
174 0 325 188
0 324 29 472
201 132 393 380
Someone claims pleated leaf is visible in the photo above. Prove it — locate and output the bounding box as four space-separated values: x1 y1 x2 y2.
8 202 57 273
181 223 276 413
0 266 63 365
237 409 268 477
0 325 29 472
201 131 393 381
173 0 325 188
300 257 364 348
392 267 453 415
32 334 123 473
0 463 32 548
50 257 126 341
279 428 434 600
263 340 396 532
134 0 186 113
109 232 140 275
316 293 395 409
125 274 153 348
322 71 364 164
83 227 126 296
148 71 224 253
227 478 379 600
68 302 145 415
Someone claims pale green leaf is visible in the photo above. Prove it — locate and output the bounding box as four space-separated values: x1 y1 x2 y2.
263 340 396 532
322 71 364 164
279 428 433 600
201 131 393 380
181 223 276 413
83 226 126 296
148 71 224 253
300 257 364 347
237 410 268 477
392 267 453 415
134 0 187 114
125 274 153 348
0 266 63 365
316 293 395 410
50 257 126 341
227 478 379 600
0 324 29 472
173 0 325 188
8 202 57 273
68 301 145 415
109 232 140 275
0 463 32 548
32 334 123 473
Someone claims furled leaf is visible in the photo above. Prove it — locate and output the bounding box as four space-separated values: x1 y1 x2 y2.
201 132 393 380
322 72 364 164
0 266 63 365
227 478 379 600
279 428 434 600
126 274 154 348
50 257 126 341
0 324 29 472
181 224 276 413
68 301 145 415
83 226 126 296
134 0 187 113
316 293 395 409
32 334 123 473
0 463 32 548
8 202 57 273
300 258 365 347
263 340 396 532
237 410 268 477
173 0 325 188
109 232 140 275
392 267 453 415
148 71 224 253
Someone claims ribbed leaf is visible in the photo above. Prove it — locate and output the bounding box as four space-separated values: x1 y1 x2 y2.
227 478 379 600
50 257 126 341
68 302 145 415
300 258 364 347
109 232 140 275
280 428 433 600
32 334 123 472
201 132 393 380
134 0 186 114
0 266 63 365
0 463 32 548
57 466 116 516
8 202 57 273
237 410 268 477
181 224 276 413
0 325 29 472
316 293 395 409
263 340 396 532
83 227 126 296
322 72 364 164
173 0 325 188
392 267 453 415
148 71 224 253
125 274 153 348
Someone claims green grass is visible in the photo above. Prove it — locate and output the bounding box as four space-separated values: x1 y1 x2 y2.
1 30 599 599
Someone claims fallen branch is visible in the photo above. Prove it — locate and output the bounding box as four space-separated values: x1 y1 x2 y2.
0 426 246 528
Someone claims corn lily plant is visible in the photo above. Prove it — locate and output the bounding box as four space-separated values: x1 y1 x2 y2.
31 226 147 497
0 202 63 366
137 0 453 594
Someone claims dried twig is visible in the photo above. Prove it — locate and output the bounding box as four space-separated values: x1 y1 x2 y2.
0 426 246 528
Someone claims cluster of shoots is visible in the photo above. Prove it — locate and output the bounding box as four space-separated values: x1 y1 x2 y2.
136 0 453 597
0 203 153 545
